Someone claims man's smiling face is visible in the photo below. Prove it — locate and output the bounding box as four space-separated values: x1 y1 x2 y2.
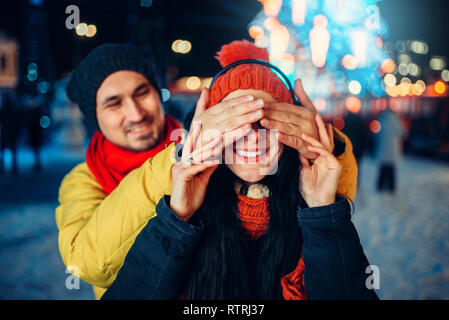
96 70 165 152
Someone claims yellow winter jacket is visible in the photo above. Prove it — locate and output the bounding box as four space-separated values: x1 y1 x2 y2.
55 128 357 300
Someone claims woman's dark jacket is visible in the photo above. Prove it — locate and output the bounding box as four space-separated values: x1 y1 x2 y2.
102 196 378 300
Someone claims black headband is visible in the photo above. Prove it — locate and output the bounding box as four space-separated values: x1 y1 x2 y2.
209 59 300 106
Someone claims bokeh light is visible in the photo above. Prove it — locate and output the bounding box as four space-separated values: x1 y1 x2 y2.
399 77 412 96
27 69 38 82
398 63 409 76
398 54 411 64
442 70 449 82
410 40 429 54
314 98 327 111
408 63 420 77
264 17 280 31
292 0 307 25
37 81 50 94
434 80 447 95
186 76 201 90
27 62 38 72
370 120 381 134
309 15 330 68
75 23 88 36
249 25 264 40
161 88 171 102
262 0 282 17
384 74 397 87
345 96 362 113
348 80 362 95
413 80 426 96
342 54 358 70
381 58 396 74
179 41 192 54
270 24 290 59
86 25 97 37
430 57 446 71
39 115 51 129
172 40 192 54
171 40 181 52
385 85 399 97
332 117 345 131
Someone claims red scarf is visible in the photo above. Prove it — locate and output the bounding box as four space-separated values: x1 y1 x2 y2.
86 115 182 195
236 194 307 300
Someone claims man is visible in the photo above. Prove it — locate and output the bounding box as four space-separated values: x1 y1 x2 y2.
56 42 358 299
57 43 188 299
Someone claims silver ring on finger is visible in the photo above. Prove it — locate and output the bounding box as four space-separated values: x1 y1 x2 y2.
185 156 194 167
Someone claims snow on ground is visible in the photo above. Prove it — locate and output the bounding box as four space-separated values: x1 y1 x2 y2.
0 144 448 299
353 156 449 299
0 145 94 299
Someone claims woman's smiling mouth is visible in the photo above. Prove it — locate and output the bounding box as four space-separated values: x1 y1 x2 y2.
233 146 269 163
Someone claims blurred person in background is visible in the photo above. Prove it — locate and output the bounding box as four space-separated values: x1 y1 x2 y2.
375 107 406 193
26 96 44 172
342 110 371 188
0 92 20 175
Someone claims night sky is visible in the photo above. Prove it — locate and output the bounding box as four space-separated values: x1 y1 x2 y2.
1 0 449 81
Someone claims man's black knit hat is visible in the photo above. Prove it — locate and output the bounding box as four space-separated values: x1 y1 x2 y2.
67 43 162 127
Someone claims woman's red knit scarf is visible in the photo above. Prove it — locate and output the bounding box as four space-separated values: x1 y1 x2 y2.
237 194 307 300
86 115 182 195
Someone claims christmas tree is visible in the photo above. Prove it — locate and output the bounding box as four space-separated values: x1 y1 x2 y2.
249 0 391 109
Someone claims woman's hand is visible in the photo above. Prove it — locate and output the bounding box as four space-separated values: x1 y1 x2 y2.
260 79 328 160
299 114 342 208
170 122 221 222
192 88 264 148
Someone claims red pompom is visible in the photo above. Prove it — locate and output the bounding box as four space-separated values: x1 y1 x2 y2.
215 39 270 67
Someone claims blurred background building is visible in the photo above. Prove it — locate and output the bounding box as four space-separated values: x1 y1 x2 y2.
0 31 19 90
0 0 449 300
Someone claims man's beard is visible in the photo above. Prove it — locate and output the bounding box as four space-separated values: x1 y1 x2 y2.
126 118 165 152
136 130 161 150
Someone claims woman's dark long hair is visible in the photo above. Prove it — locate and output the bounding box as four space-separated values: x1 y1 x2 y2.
183 146 304 299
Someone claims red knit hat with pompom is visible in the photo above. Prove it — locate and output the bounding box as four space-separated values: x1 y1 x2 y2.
209 39 293 108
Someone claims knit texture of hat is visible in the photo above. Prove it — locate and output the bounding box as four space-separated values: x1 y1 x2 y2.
209 39 293 108
66 43 162 127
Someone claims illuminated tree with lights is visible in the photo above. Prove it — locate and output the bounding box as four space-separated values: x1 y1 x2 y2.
249 0 392 110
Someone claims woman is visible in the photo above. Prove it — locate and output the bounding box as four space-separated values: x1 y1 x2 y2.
102 40 377 300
